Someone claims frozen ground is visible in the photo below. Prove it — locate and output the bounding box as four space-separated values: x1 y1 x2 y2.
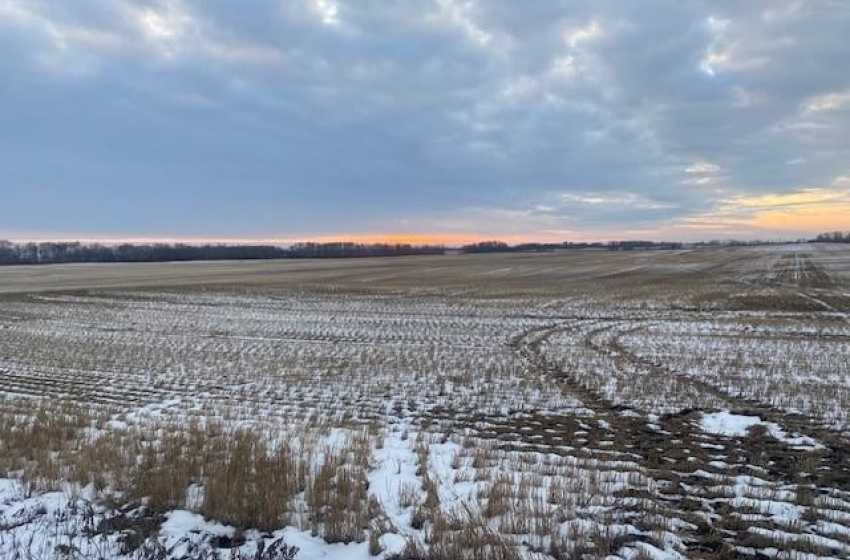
1 244 850 559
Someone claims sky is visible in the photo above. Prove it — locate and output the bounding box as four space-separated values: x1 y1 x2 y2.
1 0 849 244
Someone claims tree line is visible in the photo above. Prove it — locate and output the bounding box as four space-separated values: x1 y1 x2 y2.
812 231 850 243
460 240 684 252
3 234 837 266
0 241 446 265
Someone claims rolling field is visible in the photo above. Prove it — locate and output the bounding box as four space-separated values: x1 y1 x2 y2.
1 244 850 560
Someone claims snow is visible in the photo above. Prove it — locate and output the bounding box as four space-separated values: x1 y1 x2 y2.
157 512 375 560
764 422 823 450
277 528 371 560
700 411 762 437
0 478 375 560
378 533 407 556
699 411 824 450
366 425 421 540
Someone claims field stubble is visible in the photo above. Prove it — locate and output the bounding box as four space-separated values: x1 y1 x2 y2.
1 244 850 559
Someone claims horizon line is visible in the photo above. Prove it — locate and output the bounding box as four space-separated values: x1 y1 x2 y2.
1 233 820 248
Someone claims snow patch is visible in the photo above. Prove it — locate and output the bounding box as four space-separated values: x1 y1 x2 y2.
700 411 762 437
764 423 823 450
700 412 823 450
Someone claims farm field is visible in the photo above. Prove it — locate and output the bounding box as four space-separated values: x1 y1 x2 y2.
1 244 850 560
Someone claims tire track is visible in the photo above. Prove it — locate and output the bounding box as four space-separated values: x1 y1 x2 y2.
510 318 850 558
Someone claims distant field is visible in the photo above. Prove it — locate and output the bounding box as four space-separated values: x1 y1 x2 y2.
1 244 849 560
2 245 842 293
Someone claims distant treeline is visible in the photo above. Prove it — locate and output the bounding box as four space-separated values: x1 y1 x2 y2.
812 231 850 243
288 242 445 258
460 240 685 252
2 235 833 265
0 241 445 265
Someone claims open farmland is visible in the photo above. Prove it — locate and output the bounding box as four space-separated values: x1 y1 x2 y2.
1 244 850 560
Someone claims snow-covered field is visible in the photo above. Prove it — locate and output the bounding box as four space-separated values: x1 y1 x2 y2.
1 245 849 559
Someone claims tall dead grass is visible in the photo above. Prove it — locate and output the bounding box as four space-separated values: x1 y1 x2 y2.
0 401 375 545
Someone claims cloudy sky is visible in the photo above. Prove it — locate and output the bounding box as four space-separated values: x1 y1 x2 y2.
1 0 849 243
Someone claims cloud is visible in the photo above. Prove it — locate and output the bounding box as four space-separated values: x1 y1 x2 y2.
310 0 342 27
683 161 726 186
0 0 848 240
669 187 850 238
685 162 722 175
804 91 850 113
559 192 672 210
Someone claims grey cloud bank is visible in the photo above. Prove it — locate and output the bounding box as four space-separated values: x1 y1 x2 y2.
1 0 848 241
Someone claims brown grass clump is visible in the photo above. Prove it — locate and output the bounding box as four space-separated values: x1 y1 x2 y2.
201 429 304 531
306 434 372 543
0 400 98 493
426 511 521 560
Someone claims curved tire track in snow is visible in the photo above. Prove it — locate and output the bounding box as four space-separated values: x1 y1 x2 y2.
511 317 850 558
